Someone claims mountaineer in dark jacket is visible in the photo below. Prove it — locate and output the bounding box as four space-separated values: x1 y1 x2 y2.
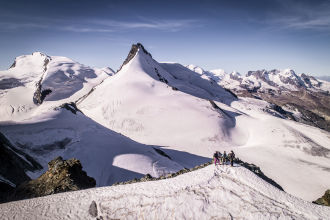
213 151 221 165
222 151 227 165
228 150 235 167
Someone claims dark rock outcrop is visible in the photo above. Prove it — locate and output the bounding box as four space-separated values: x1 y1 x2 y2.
89 201 98 217
33 57 51 105
59 102 83 115
313 189 330 206
9 60 16 69
0 131 42 203
0 132 42 186
234 158 284 191
11 157 96 201
153 147 172 160
112 161 213 186
0 182 15 203
234 87 330 131
117 43 151 72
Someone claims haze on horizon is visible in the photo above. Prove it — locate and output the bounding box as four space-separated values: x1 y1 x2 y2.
0 0 329 76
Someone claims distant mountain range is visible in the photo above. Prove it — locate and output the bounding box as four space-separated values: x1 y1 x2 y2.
187 65 330 131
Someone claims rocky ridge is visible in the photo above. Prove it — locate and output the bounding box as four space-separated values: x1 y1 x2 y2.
314 190 330 206
6 157 95 203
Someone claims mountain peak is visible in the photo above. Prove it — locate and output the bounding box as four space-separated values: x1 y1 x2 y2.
9 52 51 70
117 43 152 72
31 51 49 57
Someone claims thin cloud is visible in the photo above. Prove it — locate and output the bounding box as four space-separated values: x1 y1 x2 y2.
60 26 115 33
268 14 330 31
252 0 330 32
90 19 201 32
0 21 48 30
0 17 201 33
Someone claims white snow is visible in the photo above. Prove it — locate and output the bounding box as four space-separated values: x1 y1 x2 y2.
1 165 329 219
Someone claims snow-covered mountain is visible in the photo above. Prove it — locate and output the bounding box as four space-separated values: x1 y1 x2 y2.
0 44 329 207
1 165 329 219
0 52 113 121
187 65 330 131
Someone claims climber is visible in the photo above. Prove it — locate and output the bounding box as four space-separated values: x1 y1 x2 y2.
213 151 221 165
222 151 227 165
228 150 235 167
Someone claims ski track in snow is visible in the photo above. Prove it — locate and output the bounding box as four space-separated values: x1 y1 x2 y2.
1 165 329 220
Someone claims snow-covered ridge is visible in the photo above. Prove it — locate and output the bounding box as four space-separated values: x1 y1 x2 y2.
1 165 329 219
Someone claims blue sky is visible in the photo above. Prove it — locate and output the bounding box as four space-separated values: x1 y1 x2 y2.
0 0 329 76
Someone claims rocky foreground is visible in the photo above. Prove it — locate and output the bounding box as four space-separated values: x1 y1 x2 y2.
4 157 95 203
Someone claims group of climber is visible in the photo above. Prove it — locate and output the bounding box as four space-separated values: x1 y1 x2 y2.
213 150 235 166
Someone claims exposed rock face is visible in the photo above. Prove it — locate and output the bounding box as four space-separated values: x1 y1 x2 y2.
11 157 96 201
224 71 330 131
117 43 152 72
185 65 330 131
253 91 330 131
313 190 330 206
0 182 15 203
234 158 284 191
0 131 42 203
89 201 98 217
0 132 42 186
59 102 83 115
33 57 52 105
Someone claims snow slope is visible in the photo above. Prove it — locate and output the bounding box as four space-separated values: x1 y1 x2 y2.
1 165 329 219
229 98 330 201
0 107 195 186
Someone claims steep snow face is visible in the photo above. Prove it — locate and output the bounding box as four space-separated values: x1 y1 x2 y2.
79 47 239 155
0 53 112 121
0 108 186 186
159 63 234 103
1 165 329 219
